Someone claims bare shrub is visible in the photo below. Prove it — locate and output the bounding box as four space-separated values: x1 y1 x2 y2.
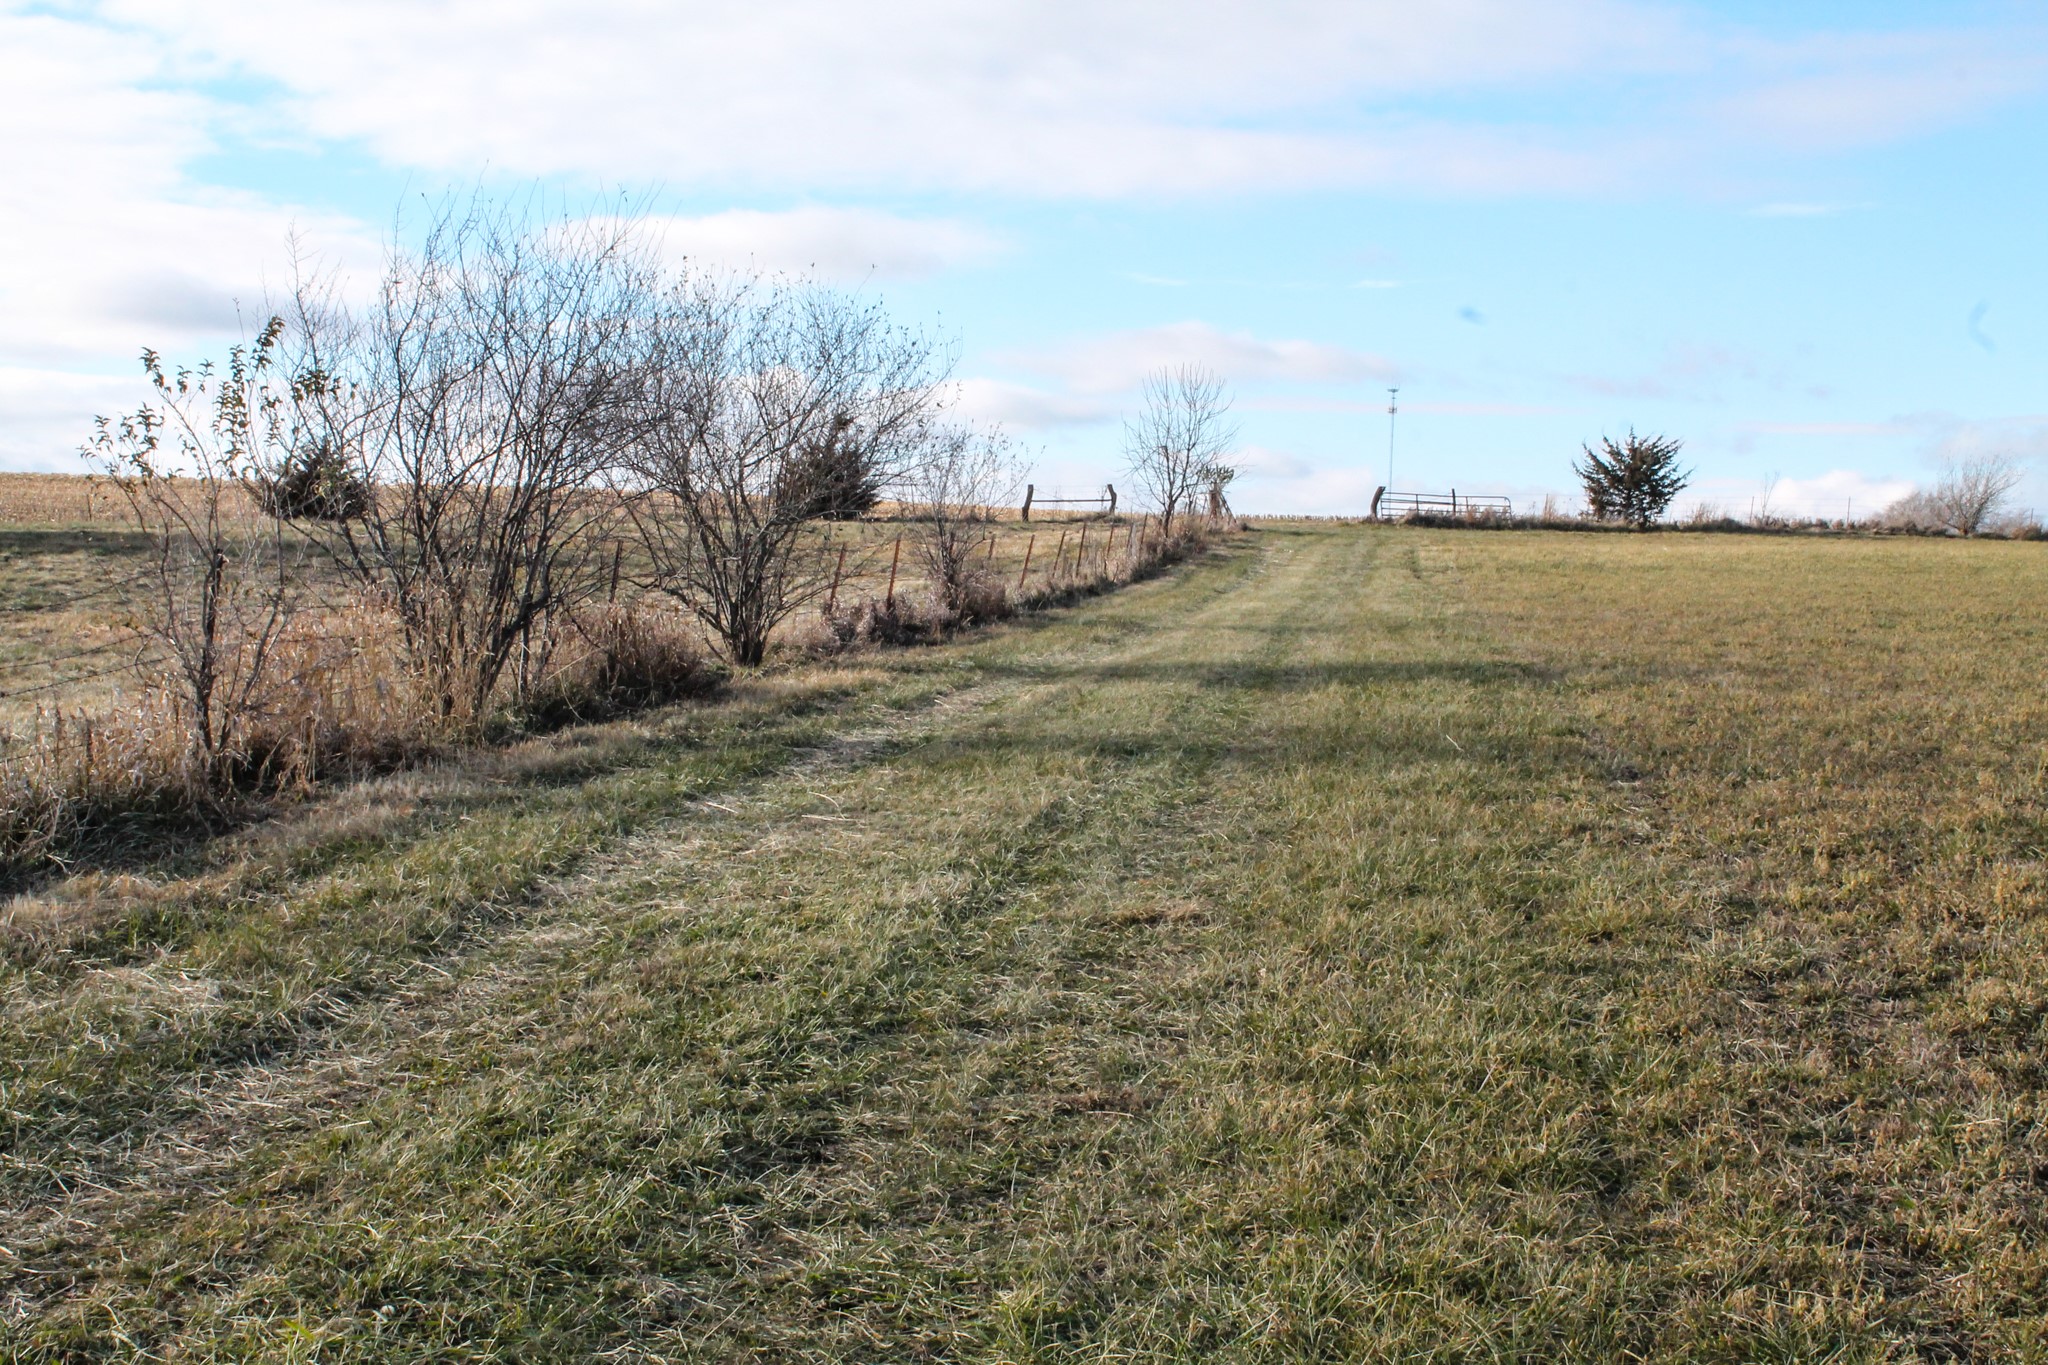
1932 452 2026 536
288 198 652 727
625 273 952 665
904 424 1026 619
1124 365 1237 538
86 320 308 797
1880 489 1944 533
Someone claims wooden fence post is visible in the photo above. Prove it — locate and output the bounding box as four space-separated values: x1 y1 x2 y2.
1017 533 1035 591
1021 484 1034 521
826 543 848 615
884 535 902 611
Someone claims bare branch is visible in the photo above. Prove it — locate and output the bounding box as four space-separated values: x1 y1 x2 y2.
1123 364 1237 538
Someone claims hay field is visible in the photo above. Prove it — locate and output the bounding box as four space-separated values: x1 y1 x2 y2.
4 522 2046 1358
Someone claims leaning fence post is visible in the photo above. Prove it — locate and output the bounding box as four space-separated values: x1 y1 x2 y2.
884 534 902 611
1106 483 1117 515
1021 484 1034 521
1017 533 1035 591
608 542 623 603
826 543 848 615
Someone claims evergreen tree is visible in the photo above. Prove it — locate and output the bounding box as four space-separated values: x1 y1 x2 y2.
1575 430 1689 528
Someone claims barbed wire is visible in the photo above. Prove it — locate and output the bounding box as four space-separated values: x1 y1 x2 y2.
0 634 148 679
0 659 141 703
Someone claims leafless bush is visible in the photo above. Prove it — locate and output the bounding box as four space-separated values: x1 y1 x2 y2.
1881 453 2027 537
288 197 653 727
904 424 1026 619
1880 490 1944 533
85 319 308 797
1933 452 2026 536
1124 365 1237 537
624 273 952 665
1686 501 1726 526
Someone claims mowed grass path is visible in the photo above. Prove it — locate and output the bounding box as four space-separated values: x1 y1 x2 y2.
6 525 2046 1359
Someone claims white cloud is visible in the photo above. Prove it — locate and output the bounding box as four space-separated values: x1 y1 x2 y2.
1777 469 1914 518
1923 417 2048 468
79 0 1671 197
48 1 2042 200
1679 470 1914 520
1237 464 1387 516
0 368 154 471
953 378 1114 430
0 11 380 364
1231 445 1316 481
0 9 383 467
1012 322 1398 394
641 207 1002 282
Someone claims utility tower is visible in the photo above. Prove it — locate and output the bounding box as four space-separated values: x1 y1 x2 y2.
1386 387 1399 491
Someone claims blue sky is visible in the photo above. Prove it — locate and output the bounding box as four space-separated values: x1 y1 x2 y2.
3 0 2045 516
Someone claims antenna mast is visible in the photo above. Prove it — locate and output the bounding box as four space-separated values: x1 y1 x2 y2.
1386 387 1399 491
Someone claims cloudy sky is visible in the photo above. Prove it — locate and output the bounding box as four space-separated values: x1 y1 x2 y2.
4 0 2045 515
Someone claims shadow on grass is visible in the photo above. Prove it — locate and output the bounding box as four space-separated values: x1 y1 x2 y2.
0 528 157 558
974 654 1544 694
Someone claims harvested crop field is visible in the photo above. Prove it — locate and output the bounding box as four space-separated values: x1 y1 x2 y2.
4 523 2046 1359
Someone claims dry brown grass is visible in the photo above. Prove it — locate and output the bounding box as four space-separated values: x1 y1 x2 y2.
0 473 1194 880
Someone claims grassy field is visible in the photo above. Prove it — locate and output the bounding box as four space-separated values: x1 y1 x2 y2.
3 522 2045 1359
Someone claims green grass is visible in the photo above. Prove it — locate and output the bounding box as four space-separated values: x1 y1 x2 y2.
3 524 2045 1360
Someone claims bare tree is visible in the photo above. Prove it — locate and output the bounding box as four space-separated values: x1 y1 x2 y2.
1931 452 2026 536
904 423 1026 617
1124 364 1237 537
87 319 305 795
625 273 951 665
287 197 653 725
